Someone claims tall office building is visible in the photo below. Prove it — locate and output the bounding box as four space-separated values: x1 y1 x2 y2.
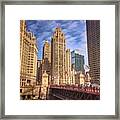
66 49 72 84
86 20 100 83
71 50 85 73
71 66 75 85
36 60 42 83
51 27 66 85
43 40 51 63
42 40 51 84
20 20 38 94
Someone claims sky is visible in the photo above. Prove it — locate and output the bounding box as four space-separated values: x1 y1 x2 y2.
26 20 88 65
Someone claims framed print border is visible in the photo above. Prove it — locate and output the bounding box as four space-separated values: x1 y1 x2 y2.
0 0 119 119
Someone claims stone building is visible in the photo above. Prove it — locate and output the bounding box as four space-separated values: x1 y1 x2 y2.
43 40 51 63
85 72 91 85
51 27 66 85
36 60 42 84
42 40 51 84
75 71 85 85
71 65 76 85
20 20 38 98
65 49 72 84
40 71 49 99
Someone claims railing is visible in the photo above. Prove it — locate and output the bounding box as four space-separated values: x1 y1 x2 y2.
50 84 100 95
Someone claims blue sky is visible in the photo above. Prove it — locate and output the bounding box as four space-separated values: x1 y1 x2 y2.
26 20 88 65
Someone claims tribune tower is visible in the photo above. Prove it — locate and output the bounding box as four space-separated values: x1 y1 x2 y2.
51 27 66 85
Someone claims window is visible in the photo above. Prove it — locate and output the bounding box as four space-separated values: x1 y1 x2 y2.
27 80 31 84
20 89 22 93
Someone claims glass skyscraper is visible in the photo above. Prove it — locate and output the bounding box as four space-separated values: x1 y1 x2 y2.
71 50 84 73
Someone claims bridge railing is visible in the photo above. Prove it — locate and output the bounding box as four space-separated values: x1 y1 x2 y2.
50 84 100 95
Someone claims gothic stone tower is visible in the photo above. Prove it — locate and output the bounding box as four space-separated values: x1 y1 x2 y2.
51 27 66 85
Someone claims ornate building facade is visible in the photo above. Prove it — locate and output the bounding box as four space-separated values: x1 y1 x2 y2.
42 40 51 84
20 20 38 97
43 40 51 63
51 27 66 85
40 71 49 99
66 49 72 84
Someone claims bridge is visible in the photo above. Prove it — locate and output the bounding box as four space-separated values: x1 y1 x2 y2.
20 84 100 100
48 85 100 100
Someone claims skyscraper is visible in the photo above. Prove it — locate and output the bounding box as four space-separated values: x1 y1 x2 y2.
43 40 51 63
20 20 38 95
86 20 100 83
51 27 66 85
71 65 75 85
42 40 51 84
37 60 42 83
66 49 72 84
71 50 85 73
